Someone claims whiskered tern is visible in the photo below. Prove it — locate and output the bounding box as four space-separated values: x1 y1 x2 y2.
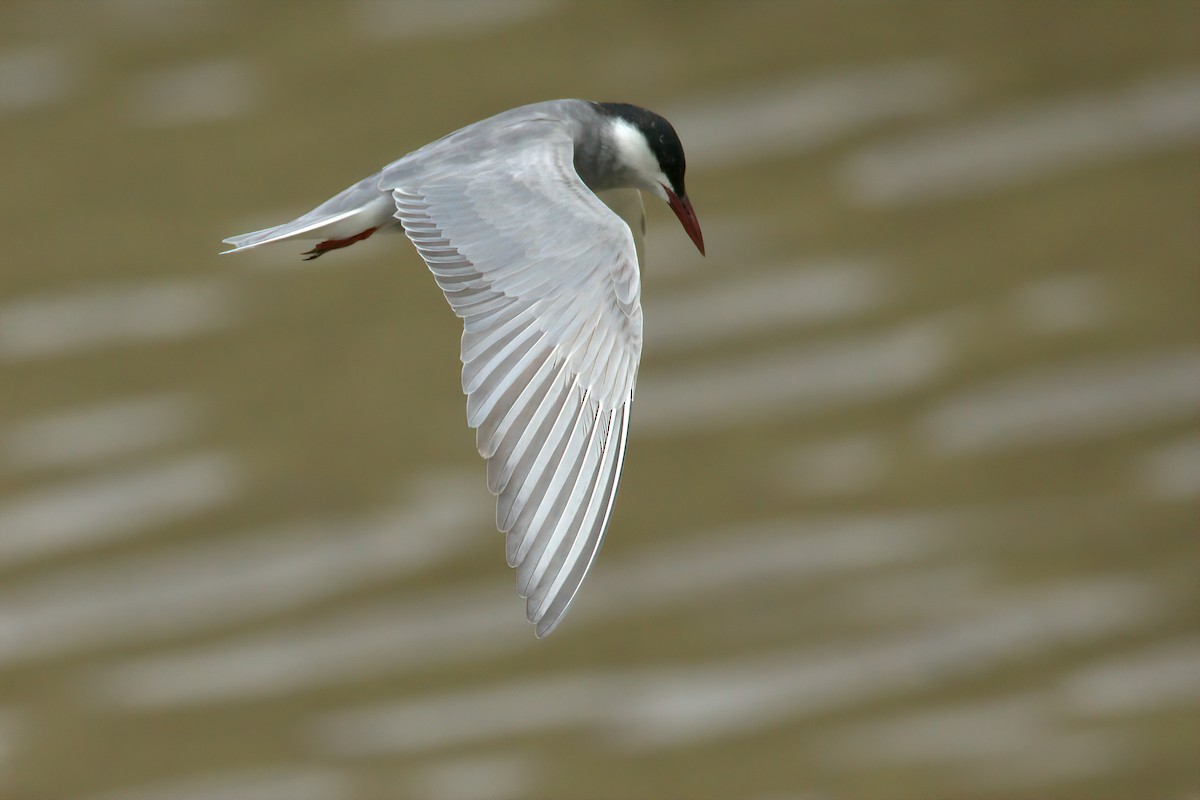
223 100 704 636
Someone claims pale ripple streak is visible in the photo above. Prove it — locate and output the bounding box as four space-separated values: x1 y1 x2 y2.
666 60 966 169
1060 637 1200 717
0 45 76 115
645 259 891 355
0 452 241 566
351 0 559 42
128 57 258 127
1135 433 1200 500
1 392 204 474
638 315 957 434
76 766 352 800
0 473 483 665
843 71 1200 205
0 278 239 361
816 695 1132 791
921 348 1200 454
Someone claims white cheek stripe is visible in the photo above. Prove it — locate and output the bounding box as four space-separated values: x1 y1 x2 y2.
609 118 662 183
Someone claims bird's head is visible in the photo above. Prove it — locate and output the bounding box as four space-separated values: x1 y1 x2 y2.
596 102 705 255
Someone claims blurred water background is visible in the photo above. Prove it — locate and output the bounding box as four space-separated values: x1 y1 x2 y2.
1 1 1198 798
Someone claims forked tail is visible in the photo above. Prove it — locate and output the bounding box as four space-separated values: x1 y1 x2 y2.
221 175 396 258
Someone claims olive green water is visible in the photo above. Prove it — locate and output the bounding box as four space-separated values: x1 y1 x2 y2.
1 2 1197 798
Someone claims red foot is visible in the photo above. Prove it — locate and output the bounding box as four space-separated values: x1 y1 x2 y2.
302 227 379 260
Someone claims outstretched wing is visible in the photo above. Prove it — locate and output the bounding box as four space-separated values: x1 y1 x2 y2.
386 127 644 637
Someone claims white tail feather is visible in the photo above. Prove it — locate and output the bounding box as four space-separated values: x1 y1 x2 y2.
220 176 396 254
220 207 368 253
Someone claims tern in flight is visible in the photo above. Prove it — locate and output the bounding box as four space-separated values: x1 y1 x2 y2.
223 100 704 636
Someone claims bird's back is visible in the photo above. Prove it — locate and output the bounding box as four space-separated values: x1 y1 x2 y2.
377 99 599 188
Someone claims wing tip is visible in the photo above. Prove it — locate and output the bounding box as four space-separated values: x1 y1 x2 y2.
533 611 562 639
